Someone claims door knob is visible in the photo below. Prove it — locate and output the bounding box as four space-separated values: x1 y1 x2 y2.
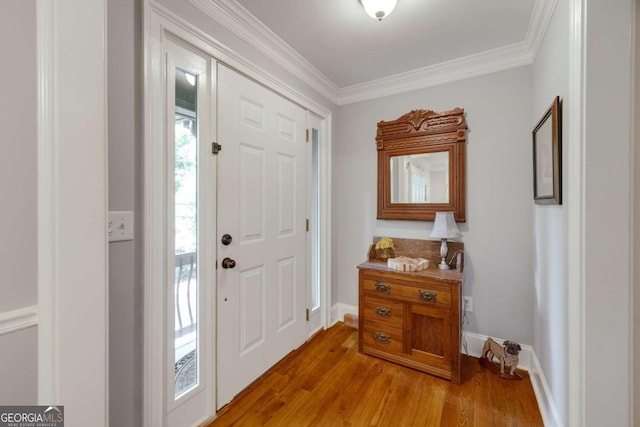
221 257 236 269
221 234 232 245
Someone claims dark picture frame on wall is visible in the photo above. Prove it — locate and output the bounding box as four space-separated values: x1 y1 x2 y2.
533 96 562 205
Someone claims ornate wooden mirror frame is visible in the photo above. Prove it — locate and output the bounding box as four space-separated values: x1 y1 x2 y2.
377 109 468 221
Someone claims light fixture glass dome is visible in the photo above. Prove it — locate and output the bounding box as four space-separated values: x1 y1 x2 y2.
361 0 397 21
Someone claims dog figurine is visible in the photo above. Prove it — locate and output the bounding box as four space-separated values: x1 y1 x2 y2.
482 337 521 375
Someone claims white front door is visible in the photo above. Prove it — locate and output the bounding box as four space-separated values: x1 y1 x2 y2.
216 64 308 408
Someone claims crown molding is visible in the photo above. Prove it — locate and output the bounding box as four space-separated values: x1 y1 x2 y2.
525 0 559 58
188 0 557 106
337 41 534 105
188 0 340 102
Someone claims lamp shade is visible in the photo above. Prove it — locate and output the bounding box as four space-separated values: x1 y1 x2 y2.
430 212 462 239
361 0 397 21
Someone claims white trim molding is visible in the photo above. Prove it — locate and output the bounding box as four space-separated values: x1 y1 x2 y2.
187 0 558 105
567 0 586 425
525 0 560 60
529 350 564 427
337 43 533 105
36 0 58 405
331 303 357 326
0 306 38 336
36 0 109 422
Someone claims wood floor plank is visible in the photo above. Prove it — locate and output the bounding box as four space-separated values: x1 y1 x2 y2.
207 323 543 427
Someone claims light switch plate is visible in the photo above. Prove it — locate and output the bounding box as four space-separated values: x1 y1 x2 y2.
108 211 134 242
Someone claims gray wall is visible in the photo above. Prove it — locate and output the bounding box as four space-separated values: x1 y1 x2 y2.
0 0 38 404
531 0 569 423
0 0 38 314
333 66 535 344
108 0 142 425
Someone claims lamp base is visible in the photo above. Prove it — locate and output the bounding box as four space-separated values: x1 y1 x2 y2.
438 239 450 270
438 259 450 270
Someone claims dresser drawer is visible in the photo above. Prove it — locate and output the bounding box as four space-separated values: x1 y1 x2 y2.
363 295 404 329
361 322 403 355
362 278 451 307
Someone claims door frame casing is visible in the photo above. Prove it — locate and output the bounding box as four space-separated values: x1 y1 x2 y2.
143 3 333 426
37 0 109 422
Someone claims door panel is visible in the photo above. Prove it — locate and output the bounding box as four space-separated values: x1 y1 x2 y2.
217 64 307 408
277 256 296 330
239 144 265 241
239 266 265 354
277 154 296 235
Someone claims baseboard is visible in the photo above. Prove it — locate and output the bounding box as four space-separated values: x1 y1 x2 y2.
463 331 562 427
0 305 38 336
528 351 563 427
330 303 357 326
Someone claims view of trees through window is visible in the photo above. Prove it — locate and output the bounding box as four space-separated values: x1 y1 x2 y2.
175 112 197 255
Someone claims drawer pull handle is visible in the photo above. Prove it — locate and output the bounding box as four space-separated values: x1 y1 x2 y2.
373 332 391 344
374 283 390 293
418 290 437 302
374 306 391 317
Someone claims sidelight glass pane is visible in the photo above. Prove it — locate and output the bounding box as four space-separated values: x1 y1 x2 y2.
311 128 320 311
174 68 198 399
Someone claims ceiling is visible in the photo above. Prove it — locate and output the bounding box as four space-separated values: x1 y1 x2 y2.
236 0 536 88
188 0 554 104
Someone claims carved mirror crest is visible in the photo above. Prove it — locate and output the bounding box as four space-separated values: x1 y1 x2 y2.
377 109 467 221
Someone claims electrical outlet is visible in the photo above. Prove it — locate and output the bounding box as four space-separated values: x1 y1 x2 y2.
463 296 473 313
108 211 134 242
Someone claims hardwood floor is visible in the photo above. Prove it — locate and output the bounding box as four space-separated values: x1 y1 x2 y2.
207 323 543 427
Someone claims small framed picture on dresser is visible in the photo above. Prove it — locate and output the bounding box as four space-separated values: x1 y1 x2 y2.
533 96 562 205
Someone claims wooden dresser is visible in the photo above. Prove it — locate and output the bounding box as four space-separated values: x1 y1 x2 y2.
358 257 462 384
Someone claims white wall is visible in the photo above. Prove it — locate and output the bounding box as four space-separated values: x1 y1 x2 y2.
0 0 38 404
334 66 535 344
531 0 569 424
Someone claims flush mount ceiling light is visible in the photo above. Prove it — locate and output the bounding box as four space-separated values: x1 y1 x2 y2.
360 0 397 21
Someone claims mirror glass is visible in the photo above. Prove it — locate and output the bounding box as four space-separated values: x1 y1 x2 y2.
389 152 449 203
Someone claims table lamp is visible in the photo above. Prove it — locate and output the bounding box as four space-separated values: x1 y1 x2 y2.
430 212 462 270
